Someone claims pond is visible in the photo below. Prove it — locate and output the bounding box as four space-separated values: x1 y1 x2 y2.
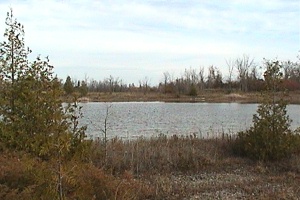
78 102 300 139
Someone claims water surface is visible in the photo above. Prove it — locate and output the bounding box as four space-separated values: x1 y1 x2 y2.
79 102 300 139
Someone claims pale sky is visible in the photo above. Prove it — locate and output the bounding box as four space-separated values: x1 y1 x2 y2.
0 0 299 85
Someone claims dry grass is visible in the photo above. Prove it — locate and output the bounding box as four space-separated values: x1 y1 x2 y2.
92 134 231 174
91 135 300 199
84 91 300 104
1 135 299 199
87 92 168 102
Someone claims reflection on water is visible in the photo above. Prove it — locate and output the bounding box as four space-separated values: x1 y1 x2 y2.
78 102 300 139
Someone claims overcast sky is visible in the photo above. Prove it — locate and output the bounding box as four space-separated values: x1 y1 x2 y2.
0 0 299 85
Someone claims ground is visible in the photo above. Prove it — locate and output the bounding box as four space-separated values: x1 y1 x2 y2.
141 156 300 199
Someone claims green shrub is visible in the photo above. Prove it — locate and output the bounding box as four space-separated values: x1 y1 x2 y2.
233 126 297 161
232 60 299 161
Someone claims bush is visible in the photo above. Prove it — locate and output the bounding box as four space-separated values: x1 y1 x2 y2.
232 60 300 161
0 150 150 200
233 126 297 161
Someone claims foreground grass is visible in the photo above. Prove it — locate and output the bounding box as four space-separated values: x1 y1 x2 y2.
91 135 300 199
1 135 300 199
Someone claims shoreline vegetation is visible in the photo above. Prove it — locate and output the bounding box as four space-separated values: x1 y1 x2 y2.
2 135 300 199
90 135 300 199
73 90 300 104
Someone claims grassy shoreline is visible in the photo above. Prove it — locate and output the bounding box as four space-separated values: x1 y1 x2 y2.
74 91 300 104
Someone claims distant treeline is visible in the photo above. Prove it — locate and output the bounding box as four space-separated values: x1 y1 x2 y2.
62 55 300 96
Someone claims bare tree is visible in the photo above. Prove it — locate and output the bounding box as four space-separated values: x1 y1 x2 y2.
163 71 170 94
190 68 198 85
282 61 294 80
206 65 216 89
215 67 223 88
108 75 114 94
235 55 254 92
84 73 89 85
101 104 112 166
226 59 235 92
247 64 263 91
139 76 150 94
198 66 205 91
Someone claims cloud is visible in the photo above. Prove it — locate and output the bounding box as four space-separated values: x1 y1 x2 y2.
0 0 299 84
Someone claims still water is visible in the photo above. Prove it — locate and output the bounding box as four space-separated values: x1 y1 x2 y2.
78 102 300 139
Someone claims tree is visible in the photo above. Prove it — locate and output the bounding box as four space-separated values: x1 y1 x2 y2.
188 83 197 96
233 60 297 161
198 66 205 91
79 80 88 96
282 60 300 90
226 59 235 92
140 76 150 95
0 10 62 155
206 65 222 89
63 75 74 95
0 8 31 117
108 75 114 94
206 65 215 89
163 71 170 94
214 68 223 88
0 9 90 198
248 65 263 91
235 55 254 92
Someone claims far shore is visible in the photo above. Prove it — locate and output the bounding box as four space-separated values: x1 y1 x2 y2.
73 91 300 104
